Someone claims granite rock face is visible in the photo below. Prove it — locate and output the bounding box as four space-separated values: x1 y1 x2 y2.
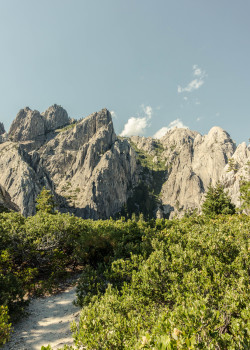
8 105 70 143
42 104 70 132
0 184 19 212
129 126 241 218
0 105 249 218
220 142 250 210
0 121 7 143
0 122 5 135
0 141 49 216
0 108 139 218
38 108 139 218
9 108 45 142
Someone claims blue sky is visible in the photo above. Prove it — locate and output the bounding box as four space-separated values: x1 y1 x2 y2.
0 0 249 144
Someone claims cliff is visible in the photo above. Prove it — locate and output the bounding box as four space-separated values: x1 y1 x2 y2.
0 105 248 218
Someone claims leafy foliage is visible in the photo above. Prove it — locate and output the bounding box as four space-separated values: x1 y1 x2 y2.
36 187 56 214
0 306 11 346
0 188 249 349
0 210 149 338
202 182 236 217
70 215 250 349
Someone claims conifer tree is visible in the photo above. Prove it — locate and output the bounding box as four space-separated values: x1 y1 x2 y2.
202 182 236 216
36 187 56 214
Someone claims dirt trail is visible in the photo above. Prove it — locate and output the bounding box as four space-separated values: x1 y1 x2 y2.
3 284 80 350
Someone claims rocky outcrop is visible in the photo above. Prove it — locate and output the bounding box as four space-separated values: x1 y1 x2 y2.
0 142 49 216
0 184 19 212
8 105 70 143
129 126 239 218
0 122 8 144
161 127 236 217
0 108 139 218
0 122 5 135
9 108 45 142
39 109 139 218
130 136 158 155
220 142 250 208
42 104 70 132
0 105 249 219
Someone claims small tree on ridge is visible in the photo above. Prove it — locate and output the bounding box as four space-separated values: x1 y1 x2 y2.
36 187 56 214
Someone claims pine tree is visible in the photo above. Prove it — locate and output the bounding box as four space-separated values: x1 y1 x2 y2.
202 182 236 217
36 187 56 214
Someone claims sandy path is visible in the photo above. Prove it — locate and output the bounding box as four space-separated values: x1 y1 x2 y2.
3 284 80 350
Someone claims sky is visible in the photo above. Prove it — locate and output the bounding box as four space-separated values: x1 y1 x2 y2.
0 0 249 144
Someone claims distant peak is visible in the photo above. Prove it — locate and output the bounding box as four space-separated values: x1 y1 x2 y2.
0 122 5 135
208 126 225 135
207 126 232 141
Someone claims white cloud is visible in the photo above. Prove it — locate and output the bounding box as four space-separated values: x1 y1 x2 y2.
183 96 188 101
120 105 152 137
142 104 153 119
178 65 206 93
153 118 188 139
196 117 201 121
178 79 204 93
193 64 202 76
120 117 148 137
195 101 201 105
110 110 117 118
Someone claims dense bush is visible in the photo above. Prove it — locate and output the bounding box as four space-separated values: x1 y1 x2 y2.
68 215 250 349
0 208 153 342
1 188 249 349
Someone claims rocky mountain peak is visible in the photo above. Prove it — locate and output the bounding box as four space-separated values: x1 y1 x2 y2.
7 104 72 144
8 107 45 142
0 122 5 135
161 128 199 147
42 104 70 132
206 126 234 145
0 105 249 219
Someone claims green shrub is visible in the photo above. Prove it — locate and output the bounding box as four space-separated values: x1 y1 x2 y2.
0 306 12 346
1 196 249 350
202 182 236 216
71 215 250 349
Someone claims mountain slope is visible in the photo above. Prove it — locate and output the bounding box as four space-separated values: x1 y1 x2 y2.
0 105 249 218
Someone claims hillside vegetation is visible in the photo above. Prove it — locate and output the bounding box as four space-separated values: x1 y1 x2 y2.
0 185 250 349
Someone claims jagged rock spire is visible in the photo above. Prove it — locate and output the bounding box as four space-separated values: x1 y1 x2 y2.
0 122 5 135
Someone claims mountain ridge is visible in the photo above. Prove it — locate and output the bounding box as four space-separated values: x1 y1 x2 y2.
0 105 249 218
